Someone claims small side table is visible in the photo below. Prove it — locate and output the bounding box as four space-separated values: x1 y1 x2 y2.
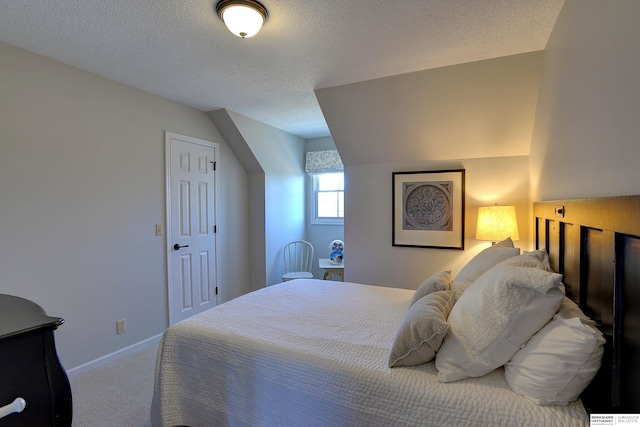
319 258 344 281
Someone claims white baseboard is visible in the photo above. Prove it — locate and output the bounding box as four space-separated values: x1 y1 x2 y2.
66 333 163 379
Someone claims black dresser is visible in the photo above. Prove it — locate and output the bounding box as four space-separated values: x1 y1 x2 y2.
0 294 72 426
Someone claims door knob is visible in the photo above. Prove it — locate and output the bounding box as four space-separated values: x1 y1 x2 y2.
173 244 190 250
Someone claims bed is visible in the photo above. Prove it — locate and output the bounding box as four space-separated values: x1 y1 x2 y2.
151 195 640 426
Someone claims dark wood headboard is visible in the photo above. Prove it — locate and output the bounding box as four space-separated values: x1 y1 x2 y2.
534 196 640 413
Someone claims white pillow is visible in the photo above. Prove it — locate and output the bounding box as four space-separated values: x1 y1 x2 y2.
555 297 597 326
496 249 553 272
504 298 605 405
388 290 456 367
410 270 451 306
454 238 520 290
435 265 565 382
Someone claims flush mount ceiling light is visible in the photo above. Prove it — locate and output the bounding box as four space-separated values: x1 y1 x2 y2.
215 0 268 39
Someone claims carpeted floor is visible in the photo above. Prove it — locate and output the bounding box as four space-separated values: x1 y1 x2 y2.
69 343 158 427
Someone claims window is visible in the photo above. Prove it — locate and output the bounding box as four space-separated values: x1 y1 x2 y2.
311 172 344 224
305 149 344 225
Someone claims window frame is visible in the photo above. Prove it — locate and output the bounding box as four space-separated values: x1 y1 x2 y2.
309 172 344 225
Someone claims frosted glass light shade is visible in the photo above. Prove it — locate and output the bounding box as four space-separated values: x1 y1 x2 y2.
216 0 268 39
476 205 519 243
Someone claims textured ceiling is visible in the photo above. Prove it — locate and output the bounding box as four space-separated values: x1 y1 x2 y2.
0 0 564 139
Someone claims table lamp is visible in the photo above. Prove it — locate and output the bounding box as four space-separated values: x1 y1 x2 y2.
476 205 519 244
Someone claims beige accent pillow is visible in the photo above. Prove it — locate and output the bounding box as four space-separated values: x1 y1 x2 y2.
410 270 451 306
492 237 516 249
435 265 565 382
454 238 520 290
504 298 605 405
388 290 456 367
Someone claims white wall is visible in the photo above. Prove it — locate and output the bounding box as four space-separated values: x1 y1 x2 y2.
530 0 640 201
222 111 307 286
207 109 267 292
345 157 530 288
0 42 250 369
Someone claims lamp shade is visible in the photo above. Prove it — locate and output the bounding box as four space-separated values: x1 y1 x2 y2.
476 205 519 243
216 0 268 38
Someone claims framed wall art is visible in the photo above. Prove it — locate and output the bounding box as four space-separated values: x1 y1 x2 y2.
392 169 465 249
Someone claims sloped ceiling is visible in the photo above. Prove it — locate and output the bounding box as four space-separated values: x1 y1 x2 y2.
0 1 563 140
316 52 544 165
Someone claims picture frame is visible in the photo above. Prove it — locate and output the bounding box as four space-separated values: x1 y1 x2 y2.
392 169 465 249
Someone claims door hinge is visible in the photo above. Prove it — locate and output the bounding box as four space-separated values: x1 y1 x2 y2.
213 225 217 233
215 287 218 296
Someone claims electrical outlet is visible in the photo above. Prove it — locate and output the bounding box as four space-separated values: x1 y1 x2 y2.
116 319 126 334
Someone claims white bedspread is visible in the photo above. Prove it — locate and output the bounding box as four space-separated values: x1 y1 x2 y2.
151 279 589 427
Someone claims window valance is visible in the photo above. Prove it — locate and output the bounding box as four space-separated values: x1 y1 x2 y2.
305 150 344 174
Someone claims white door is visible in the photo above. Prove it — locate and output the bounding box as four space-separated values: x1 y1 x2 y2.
166 132 219 324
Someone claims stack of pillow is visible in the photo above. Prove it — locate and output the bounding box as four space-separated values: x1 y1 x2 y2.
388 270 455 368
388 237 605 406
